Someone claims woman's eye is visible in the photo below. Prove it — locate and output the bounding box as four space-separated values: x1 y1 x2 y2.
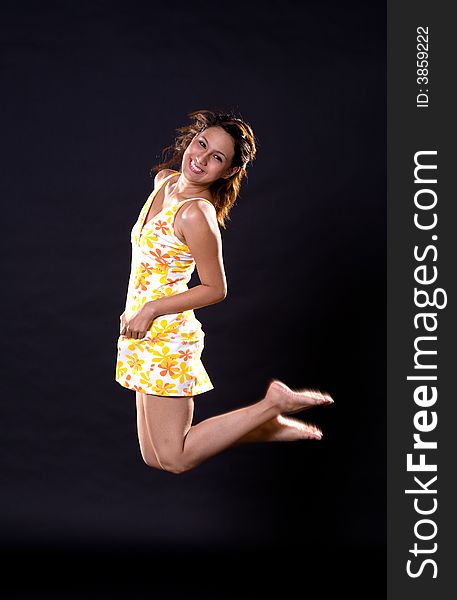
198 140 221 161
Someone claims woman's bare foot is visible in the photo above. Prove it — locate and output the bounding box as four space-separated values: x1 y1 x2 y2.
265 379 334 415
236 414 323 445
259 415 323 441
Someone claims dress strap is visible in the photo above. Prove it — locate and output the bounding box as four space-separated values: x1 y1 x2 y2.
172 197 215 230
157 170 180 189
176 197 214 209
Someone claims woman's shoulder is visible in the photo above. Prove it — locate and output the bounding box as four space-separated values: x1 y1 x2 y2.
154 168 179 187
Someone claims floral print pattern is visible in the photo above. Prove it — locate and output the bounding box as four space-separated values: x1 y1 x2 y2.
115 171 214 396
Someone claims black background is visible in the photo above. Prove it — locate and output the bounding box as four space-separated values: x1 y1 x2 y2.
1 1 385 597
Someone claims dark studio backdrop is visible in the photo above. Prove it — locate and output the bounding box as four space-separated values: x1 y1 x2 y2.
1 1 386 597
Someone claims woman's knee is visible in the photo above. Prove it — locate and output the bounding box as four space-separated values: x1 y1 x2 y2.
138 435 193 473
139 444 190 473
140 447 164 470
155 449 194 474
141 393 196 473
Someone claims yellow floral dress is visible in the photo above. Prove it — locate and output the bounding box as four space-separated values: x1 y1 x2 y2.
115 170 215 397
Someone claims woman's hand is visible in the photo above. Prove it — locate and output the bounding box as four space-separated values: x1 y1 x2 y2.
119 311 128 335
120 303 157 339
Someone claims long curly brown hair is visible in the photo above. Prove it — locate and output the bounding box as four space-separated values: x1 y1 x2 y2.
151 108 258 229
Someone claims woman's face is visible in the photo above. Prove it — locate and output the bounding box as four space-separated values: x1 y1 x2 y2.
182 126 239 184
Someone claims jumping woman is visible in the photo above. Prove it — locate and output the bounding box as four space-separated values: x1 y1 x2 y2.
115 109 334 474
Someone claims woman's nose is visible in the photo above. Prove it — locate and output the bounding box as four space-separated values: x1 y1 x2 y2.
196 151 209 166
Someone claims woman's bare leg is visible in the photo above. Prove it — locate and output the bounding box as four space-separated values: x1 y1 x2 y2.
135 391 164 469
142 379 334 474
137 394 314 463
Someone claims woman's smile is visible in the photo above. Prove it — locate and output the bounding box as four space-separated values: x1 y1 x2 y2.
189 158 205 174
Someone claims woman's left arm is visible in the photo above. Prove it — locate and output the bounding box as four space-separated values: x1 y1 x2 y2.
122 201 227 339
